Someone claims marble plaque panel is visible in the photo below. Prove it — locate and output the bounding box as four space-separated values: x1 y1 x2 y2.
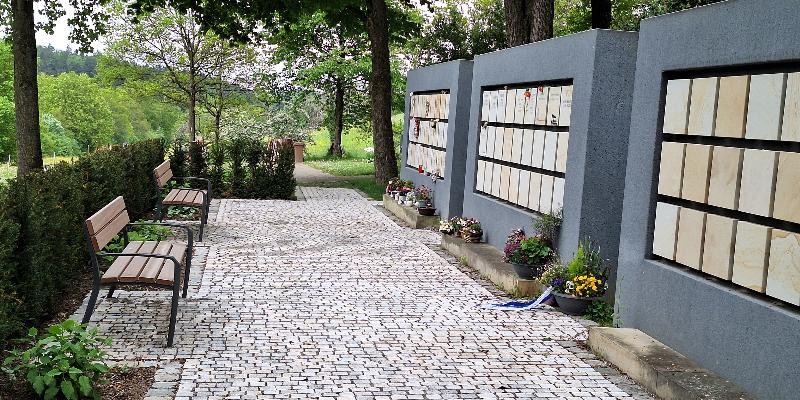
514 89 526 124
559 85 573 127
497 90 508 123
518 171 531 207
539 175 554 214
701 213 736 280
767 229 800 305
476 160 486 191
499 165 511 200
482 161 494 194
680 144 712 203
493 127 505 159
732 221 771 293
738 149 777 217
523 89 537 125
511 129 524 164
663 79 691 134
687 77 718 136
502 128 514 162
746 73 786 140
488 91 498 122
714 75 749 138
443 94 450 119
508 168 520 204
485 126 496 158
535 87 549 125
675 207 707 270
491 163 502 197
773 151 800 224
528 173 542 211
657 141 685 198
546 86 562 126
520 129 534 166
478 126 488 156
707 146 743 210
555 132 569 173
652 202 680 260
552 177 565 211
505 89 516 123
542 131 558 171
531 130 546 168
782 72 800 142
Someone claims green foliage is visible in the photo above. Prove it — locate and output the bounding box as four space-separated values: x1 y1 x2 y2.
565 241 605 278
169 139 188 179
188 141 208 182
240 139 296 199
208 142 225 194
308 176 384 200
534 209 563 244
0 41 14 158
227 138 247 198
2 320 111 400
584 300 614 327
305 159 374 177
519 237 553 265
37 46 98 77
40 114 82 156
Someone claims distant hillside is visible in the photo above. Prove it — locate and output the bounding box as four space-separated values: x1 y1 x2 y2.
38 46 98 76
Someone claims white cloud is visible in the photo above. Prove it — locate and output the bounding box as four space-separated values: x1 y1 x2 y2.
35 0 105 52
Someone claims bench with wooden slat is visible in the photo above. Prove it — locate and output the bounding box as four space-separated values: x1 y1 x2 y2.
82 196 193 347
153 160 211 241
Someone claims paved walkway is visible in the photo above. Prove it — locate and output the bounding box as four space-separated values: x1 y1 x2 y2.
294 163 339 184
76 188 652 399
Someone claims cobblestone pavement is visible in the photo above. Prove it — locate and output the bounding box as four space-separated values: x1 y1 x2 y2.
75 187 653 399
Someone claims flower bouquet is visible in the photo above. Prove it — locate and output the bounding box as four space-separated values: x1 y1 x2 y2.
414 185 432 208
539 241 607 315
439 219 455 234
459 218 482 243
503 229 553 279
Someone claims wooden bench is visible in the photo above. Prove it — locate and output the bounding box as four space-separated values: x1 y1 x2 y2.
153 160 211 241
82 196 193 347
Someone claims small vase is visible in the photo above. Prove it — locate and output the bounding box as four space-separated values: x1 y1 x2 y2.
552 293 600 315
509 262 537 280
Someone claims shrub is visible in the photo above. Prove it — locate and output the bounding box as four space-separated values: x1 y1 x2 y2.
208 142 225 195
2 320 111 400
169 138 187 179
227 138 247 198
187 140 208 184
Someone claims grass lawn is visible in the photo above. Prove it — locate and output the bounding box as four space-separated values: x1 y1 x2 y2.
305 159 374 176
0 156 77 181
308 176 385 200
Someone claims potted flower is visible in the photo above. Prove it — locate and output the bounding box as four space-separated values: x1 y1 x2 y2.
404 191 416 207
539 241 607 315
414 185 432 208
503 230 553 280
448 216 464 237
386 177 403 195
398 181 414 204
439 219 455 234
460 218 482 243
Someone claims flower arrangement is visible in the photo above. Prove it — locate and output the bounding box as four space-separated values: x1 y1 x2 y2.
399 180 415 195
414 185 432 202
439 219 455 234
386 177 403 194
460 218 482 242
503 229 552 268
539 241 607 298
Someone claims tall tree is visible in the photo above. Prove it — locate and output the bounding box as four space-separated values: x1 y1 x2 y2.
504 0 554 46
529 0 555 42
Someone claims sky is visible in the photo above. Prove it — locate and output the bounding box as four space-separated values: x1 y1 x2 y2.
35 0 105 52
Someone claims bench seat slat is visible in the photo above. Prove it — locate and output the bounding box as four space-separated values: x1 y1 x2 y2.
118 241 159 282
101 240 187 286
101 241 144 284
138 242 172 283
163 189 206 207
156 243 187 285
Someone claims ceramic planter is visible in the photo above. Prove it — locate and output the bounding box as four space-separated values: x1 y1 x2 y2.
418 207 436 216
552 293 600 315
416 200 428 208
509 262 537 280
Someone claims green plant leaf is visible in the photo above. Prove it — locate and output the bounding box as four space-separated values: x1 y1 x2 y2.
61 379 77 400
31 374 45 394
44 385 59 400
78 375 93 396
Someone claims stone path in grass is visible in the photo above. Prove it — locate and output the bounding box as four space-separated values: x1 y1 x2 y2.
76 188 652 399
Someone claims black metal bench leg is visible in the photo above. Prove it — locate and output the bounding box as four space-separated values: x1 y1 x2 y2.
106 285 117 298
198 208 205 242
167 282 180 347
182 250 191 298
82 285 100 324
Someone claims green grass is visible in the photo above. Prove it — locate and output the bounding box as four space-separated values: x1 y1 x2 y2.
305 127 375 160
0 156 78 182
305 159 375 176
308 176 385 200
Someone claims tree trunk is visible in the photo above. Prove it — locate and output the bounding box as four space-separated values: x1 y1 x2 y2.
591 0 613 29
504 0 529 47
188 72 197 142
529 0 555 42
11 0 43 176
214 111 221 143
366 0 398 184
329 79 345 158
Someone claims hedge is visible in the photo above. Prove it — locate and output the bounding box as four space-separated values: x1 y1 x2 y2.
0 140 164 347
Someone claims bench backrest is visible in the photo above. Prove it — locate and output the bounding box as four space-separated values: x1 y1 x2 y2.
154 160 173 188
86 196 130 252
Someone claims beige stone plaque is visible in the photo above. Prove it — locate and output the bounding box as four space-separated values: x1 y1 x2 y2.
714 75 749 138
514 89 526 124
653 202 680 260
518 171 531 207
496 89 508 123
488 91 498 122
508 168 520 204
559 85 573 127
485 126 496 158
443 94 450 119
701 213 736 280
663 79 691 134
657 142 685 198
732 221 771 293
746 73 786 140
767 229 800 305
555 132 569 173
491 163 502 197
520 129 534 166
475 160 485 191
531 130 546 168
773 151 800 224
511 128 524 164
687 77 718 136
502 128 514 162
542 131 558 171
539 175 554 214
552 177 565 211
500 166 511 200
493 127 504 160
482 161 494 194
675 207 707 269
535 87 549 125
738 149 777 217
680 144 712 203
781 72 800 142
707 146 743 210
528 173 542 211
546 86 562 126
523 89 537 125
505 89 516 123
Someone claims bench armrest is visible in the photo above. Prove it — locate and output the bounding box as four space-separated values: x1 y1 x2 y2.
128 222 194 247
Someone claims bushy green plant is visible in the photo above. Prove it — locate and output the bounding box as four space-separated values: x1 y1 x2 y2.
2 320 111 400
227 138 247 198
565 241 605 278
208 142 225 194
585 300 614 327
169 138 188 179
187 140 208 185
534 208 563 244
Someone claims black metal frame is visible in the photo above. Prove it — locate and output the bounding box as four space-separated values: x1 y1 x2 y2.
82 221 194 347
155 176 211 241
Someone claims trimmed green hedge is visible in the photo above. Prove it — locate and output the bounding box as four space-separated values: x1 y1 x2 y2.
0 140 164 347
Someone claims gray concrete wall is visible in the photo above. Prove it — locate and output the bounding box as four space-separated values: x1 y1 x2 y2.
461 30 638 292
617 1 800 398
400 60 473 219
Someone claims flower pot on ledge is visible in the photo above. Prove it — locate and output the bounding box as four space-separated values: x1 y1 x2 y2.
552 293 600 315
509 262 538 280
418 207 436 216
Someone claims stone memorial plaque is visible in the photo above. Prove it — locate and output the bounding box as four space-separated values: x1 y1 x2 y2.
680 144 712 203
502 128 514 162
493 127 505 160
657 142 685 198
663 79 691 134
547 86 562 126
523 89 537 125
505 89 516 123
476 160 485 191
675 207 707 269
542 131 558 171
483 161 494 194
511 128 524 164
535 87 549 125
652 202 680 260
514 89 526 124
485 126 496 158
687 77 718 136
499 165 511 200
433 94 441 119
707 146 743 210
497 89 508 123
518 171 531 207
767 229 800 305
738 149 777 217
773 151 800 224
552 177 565 211
478 126 488 156
531 130 546 168
559 85 573 127
488 91 498 122
781 72 800 142
528 173 542 211
491 163 502 197
732 221 771 293
714 75 748 138
746 73 786 140
539 175 554 214
508 168 520 204
555 131 569 173
520 129 534 166
443 94 450 119
701 213 736 280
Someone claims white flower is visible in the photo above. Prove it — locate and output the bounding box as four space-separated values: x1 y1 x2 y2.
364 147 374 154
